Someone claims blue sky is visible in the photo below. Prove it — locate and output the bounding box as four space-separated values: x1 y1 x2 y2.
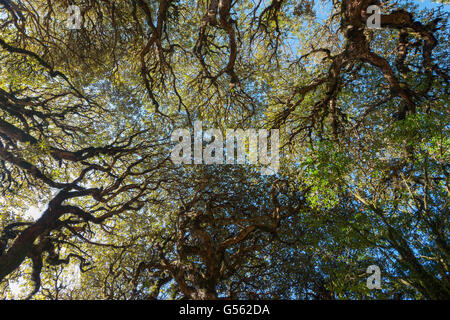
415 0 450 10
314 0 449 21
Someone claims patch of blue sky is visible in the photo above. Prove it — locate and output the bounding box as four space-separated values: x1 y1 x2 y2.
313 0 449 22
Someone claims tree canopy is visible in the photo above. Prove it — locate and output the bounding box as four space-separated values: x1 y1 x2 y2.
0 0 448 300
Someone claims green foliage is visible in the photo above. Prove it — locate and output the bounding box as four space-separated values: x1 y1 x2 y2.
0 0 448 300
